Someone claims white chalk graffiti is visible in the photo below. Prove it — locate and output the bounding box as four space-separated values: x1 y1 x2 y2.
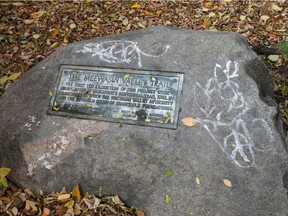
77 40 170 67
194 61 275 168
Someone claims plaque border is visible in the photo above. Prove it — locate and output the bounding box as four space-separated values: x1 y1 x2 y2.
48 65 184 129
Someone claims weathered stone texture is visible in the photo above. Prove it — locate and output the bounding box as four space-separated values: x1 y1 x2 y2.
0 26 287 215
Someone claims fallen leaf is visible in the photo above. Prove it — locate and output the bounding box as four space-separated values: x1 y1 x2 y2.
32 10 46 19
25 200 38 212
116 113 121 118
268 55 279 62
58 193 70 201
8 72 21 81
24 19 34 24
240 15 246 21
131 3 141 9
165 194 170 203
11 207 18 216
33 34 40 39
64 36 69 44
112 195 123 205
260 15 270 21
51 29 60 38
0 168 11 177
72 185 81 202
69 23 76 29
12 2 23 6
83 197 100 209
135 210 145 216
203 17 212 27
42 207 50 216
209 12 216 18
54 205 67 216
86 103 92 108
0 177 8 187
0 76 8 86
64 199 75 209
165 171 174 177
271 4 282 11
156 10 163 15
223 178 233 187
50 42 59 49
195 177 200 185
0 196 12 201
49 91 53 97
181 117 197 127
122 18 129 26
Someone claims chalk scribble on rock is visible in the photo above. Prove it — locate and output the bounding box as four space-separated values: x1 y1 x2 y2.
77 40 170 67
194 61 275 168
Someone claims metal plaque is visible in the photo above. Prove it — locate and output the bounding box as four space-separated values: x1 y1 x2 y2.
49 65 184 129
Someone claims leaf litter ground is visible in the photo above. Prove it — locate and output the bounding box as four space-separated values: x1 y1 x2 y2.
0 1 287 215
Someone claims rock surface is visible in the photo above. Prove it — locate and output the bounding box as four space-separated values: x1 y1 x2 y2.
1 26 287 215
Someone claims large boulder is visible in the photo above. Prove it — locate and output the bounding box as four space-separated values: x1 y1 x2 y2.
1 26 287 215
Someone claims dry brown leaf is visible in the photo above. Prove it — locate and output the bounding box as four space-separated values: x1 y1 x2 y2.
135 209 145 216
25 200 38 212
181 117 197 127
51 29 60 38
41 207 50 216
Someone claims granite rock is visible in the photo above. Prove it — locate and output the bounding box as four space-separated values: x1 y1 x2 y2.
1 26 287 215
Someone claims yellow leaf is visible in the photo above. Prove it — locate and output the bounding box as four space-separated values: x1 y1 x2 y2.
240 15 246 21
69 23 76 29
86 104 92 108
124 74 129 78
58 193 71 201
156 10 163 15
64 36 69 44
268 55 279 62
165 194 170 203
204 1 213 6
33 34 40 39
51 29 60 38
260 15 270 21
50 42 59 49
72 185 81 202
195 177 200 185
0 197 12 201
64 199 75 209
32 10 46 19
49 91 53 97
271 4 282 11
0 168 11 177
181 117 197 127
223 179 233 187
131 3 141 9
116 113 121 118
145 118 151 122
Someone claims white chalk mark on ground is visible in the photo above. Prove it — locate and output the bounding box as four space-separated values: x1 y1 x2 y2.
194 61 275 168
77 40 170 67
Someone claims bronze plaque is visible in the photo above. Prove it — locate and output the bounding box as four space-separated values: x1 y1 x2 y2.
49 65 184 129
